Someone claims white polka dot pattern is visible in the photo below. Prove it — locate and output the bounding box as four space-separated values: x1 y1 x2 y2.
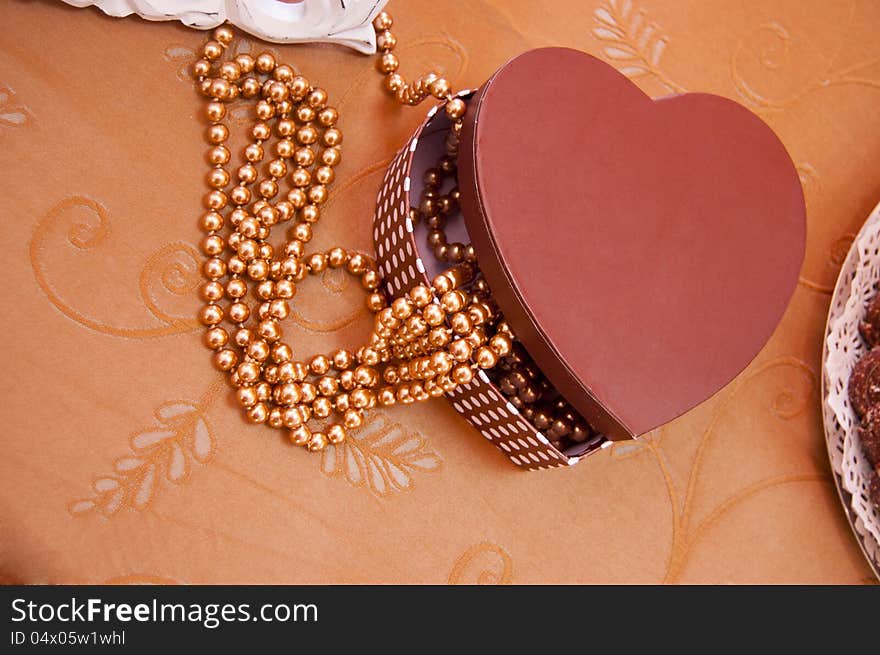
372 94 607 470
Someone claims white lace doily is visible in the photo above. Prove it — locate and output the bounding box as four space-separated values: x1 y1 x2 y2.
823 200 880 578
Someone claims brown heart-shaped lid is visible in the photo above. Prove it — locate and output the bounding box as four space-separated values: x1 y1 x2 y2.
458 48 806 440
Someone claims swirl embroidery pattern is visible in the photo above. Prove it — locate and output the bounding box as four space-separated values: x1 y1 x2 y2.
448 541 513 584
30 196 201 338
607 356 826 582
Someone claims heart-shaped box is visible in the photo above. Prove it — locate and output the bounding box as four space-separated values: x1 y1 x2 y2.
373 48 805 470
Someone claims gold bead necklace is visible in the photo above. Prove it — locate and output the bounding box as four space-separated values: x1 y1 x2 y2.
195 12 593 453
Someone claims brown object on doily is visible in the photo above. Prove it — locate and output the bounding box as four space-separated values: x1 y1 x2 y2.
859 407 880 466
870 475 880 508
848 347 880 418
859 294 880 348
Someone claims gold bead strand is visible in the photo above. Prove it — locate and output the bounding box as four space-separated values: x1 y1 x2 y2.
372 11 466 122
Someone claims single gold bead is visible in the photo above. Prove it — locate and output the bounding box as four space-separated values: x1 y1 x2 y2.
203 257 227 279
383 73 404 96
312 397 332 419
342 408 363 429
449 338 472 362
214 25 234 44
308 185 328 205
307 431 328 452
203 40 223 61
237 361 260 384
315 166 335 185
316 376 338 397
257 318 280 341
327 423 347 444
391 297 414 320
214 348 238 371
411 383 429 402
376 388 395 407
193 59 211 77
445 98 466 120
451 363 474 384
275 279 297 299
373 11 393 30
272 342 293 364
322 147 342 167
307 88 328 109
317 107 338 127
290 167 311 187
220 61 241 82
367 292 386 312
432 273 454 294
339 370 357 391
268 299 289 320
241 77 261 97
222 280 244 301
255 52 276 73
268 158 287 178
349 388 371 409
240 386 262 409
273 63 295 82
354 365 377 387
327 247 347 268
204 326 228 349
207 123 229 144
266 408 283 429
268 81 289 102
441 290 465 313
309 354 331 375
429 77 451 99
376 29 397 50
208 145 230 166
450 312 473 335
307 253 327 273
234 328 255 348
206 101 226 121
201 280 224 301
256 100 275 120
289 147 313 168
204 188 227 209
290 424 311 446
259 179 279 198
332 349 354 370
296 125 318 145
289 76 310 99
229 186 250 206
207 167 229 189
245 143 264 162
475 346 498 369
323 128 343 147
489 333 513 357
209 78 230 99
362 270 382 291
422 304 444 327
407 284 431 307
228 302 250 323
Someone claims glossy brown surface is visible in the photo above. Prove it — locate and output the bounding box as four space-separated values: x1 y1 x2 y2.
460 47 805 438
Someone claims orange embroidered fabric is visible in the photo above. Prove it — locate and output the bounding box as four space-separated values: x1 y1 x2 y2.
1 0 879 584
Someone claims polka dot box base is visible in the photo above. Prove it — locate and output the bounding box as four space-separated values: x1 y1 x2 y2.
372 93 608 470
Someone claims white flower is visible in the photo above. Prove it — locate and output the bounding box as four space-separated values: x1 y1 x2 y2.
62 0 389 53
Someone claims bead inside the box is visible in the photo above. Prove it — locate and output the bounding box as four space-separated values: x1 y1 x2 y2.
373 94 607 470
